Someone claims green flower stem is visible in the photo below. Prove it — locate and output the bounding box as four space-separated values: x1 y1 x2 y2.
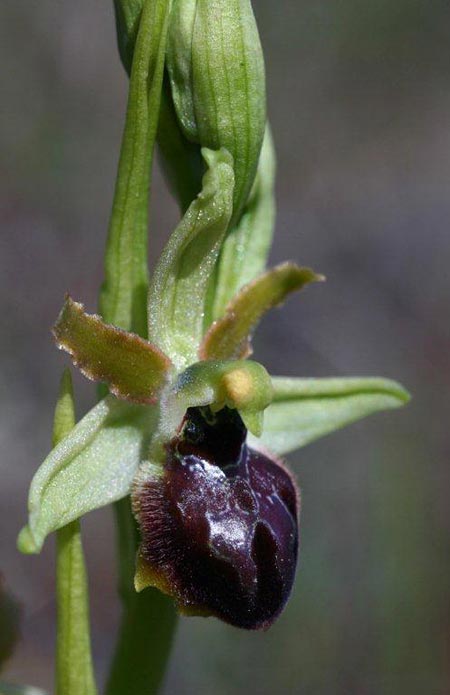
105 500 176 695
54 370 97 695
99 0 177 692
56 524 97 695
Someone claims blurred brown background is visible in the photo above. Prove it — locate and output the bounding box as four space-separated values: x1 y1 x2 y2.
1 1 450 693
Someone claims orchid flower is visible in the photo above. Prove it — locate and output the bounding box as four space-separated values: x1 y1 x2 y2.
17 0 409 692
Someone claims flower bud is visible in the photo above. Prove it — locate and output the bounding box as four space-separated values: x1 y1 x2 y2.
133 405 299 630
165 0 266 223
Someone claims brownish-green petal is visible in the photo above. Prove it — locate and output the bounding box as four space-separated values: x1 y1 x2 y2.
210 125 276 322
200 262 324 361
53 296 173 403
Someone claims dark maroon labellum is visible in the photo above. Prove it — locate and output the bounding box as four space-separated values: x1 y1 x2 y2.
133 407 300 630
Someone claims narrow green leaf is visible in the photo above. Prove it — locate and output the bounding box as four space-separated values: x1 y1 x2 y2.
252 377 410 455
53 296 173 403
201 263 323 361
211 125 276 320
17 396 156 554
99 0 172 336
52 369 77 447
113 0 205 215
52 371 97 695
166 0 266 224
147 148 234 368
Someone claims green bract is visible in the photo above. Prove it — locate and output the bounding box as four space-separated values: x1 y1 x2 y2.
147 148 234 368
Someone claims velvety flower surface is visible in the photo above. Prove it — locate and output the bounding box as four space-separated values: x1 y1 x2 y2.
133 406 299 630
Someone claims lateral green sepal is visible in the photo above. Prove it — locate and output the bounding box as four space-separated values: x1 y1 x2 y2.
17 397 157 554
250 376 410 455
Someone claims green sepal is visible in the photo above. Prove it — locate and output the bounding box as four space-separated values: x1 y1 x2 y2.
17 397 157 554
53 296 173 403
251 377 410 455
211 126 276 320
158 359 273 441
201 263 324 361
147 148 234 369
166 0 266 224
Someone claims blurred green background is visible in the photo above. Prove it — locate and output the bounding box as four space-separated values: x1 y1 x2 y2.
1 1 450 693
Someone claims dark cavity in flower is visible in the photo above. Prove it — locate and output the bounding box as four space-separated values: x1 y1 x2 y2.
133 406 300 630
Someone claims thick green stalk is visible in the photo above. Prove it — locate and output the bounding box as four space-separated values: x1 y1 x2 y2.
105 494 176 695
54 370 97 695
105 499 176 695
100 1 177 693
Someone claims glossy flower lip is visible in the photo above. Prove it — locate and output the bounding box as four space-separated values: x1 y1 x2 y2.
133 406 300 630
